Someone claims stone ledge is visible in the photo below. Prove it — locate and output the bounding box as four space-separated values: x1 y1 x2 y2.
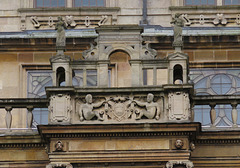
18 7 120 13
169 5 240 11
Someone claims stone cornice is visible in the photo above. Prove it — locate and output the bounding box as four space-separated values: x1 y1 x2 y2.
38 123 200 139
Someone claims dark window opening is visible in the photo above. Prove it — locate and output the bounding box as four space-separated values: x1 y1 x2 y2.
57 67 65 86
174 64 183 84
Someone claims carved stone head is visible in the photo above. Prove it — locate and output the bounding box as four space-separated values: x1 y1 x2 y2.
86 94 93 104
175 139 184 149
147 93 154 103
55 140 63 151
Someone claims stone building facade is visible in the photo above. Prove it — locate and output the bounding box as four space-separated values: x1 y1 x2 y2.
0 0 240 167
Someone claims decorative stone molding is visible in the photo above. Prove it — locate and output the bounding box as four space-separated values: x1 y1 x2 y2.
82 43 98 60
213 14 227 25
76 93 163 123
0 143 45 149
46 162 73 168
27 15 111 30
41 131 195 139
49 94 72 124
168 92 191 121
141 43 157 59
166 160 193 168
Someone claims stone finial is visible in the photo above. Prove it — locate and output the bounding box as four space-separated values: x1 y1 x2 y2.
55 16 67 55
171 13 184 52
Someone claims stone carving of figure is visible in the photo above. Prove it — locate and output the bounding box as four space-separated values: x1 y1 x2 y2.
171 13 184 46
133 93 160 120
55 16 67 48
79 94 104 121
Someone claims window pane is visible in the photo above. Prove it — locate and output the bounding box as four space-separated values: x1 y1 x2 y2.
185 0 193 5
58 0 65 6
74 0 81 7
73 70 83 87
44 0 51 7
224 0 232 4
201 0 207 4
97 0 104 6
208 0 215 5
87 70 97 86
52 0 58 7
28 71 52 126
194 0 201 5
90 0 96 6
232 0 240 4
36 0 43 7
82 0 89 6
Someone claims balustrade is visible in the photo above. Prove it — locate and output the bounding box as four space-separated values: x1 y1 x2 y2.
0 98 48 132
193 95 240 129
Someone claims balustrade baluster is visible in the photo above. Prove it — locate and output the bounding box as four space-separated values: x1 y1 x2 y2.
210 103 216 127
27 106 34 130
231 102 238 128
5 106 12 131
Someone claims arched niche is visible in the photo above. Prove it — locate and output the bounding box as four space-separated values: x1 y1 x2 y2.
56 67 66 86
109 50 132 87
173 64 183 84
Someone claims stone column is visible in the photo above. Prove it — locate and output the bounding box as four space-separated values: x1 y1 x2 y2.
98 60 110 87
130 60 142 86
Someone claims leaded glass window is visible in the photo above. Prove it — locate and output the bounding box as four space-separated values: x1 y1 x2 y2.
27 71 52 127
190 69 240 127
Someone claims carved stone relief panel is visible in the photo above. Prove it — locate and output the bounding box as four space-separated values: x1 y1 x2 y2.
174 13 240 27
74 93 164 123
168 92 191 121
27 15 111 30
49 94 72 124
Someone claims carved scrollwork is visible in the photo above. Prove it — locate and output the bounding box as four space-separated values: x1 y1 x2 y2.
141 43 157 59
82 43 98 60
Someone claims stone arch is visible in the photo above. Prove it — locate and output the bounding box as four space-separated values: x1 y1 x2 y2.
102 45 137 60
173 64 183 84
108 50 132 87
56 67 65 86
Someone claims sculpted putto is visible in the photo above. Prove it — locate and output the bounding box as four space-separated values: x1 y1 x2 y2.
133 93 160 120
79 94 104 121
